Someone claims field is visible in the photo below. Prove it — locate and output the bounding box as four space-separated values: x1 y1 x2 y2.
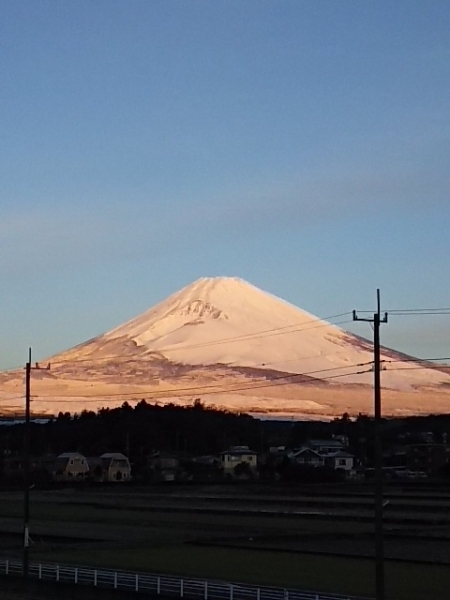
1 483 450 600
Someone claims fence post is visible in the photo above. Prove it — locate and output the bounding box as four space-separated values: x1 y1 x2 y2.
157 576 161 595
56 565 60 582
74 567 78 584
180 578 184 597
284 590 288 600
38 564 42 579
135 574 139 592
229 584 233 600
204 581 208 600
5 560 8 575
114 571 118 589
94 570 98 586
257 588 261 600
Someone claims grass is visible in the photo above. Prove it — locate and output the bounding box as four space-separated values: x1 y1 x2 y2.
32 543 450 600
2 487 450 600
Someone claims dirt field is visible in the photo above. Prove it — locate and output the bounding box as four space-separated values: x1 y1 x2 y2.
1 484 450 600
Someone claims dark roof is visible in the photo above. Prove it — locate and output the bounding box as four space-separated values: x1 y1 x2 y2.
289 447 322 458
322 451 354 459
220 449 257 456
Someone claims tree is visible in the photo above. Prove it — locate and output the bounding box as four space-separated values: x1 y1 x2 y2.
233 461 253 480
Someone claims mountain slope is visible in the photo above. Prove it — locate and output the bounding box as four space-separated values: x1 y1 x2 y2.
1 277 449 418
54 276 450 390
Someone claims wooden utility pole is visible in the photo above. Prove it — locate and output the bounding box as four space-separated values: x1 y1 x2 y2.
23 348 31 579
23 350 50 579
353 290 388 600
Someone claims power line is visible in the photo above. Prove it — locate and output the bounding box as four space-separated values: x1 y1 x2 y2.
355 307 450 315
40 313 354 367
2 304 448 373
31 359 376 395
382 356 450 365
27 373 370 403
31 345 368 385
382 364 450 374
389 311 450 317
3 355 448 406
18 363 373 403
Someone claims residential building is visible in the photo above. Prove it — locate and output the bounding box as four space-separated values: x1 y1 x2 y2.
53 452 89 481
322 451 355 474
306 439 345 454
220 445 258 478
99 453 131 482
147 451 179 481
288 447 324 467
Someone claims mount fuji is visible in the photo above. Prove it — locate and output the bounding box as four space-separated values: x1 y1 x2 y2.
1 277 449 419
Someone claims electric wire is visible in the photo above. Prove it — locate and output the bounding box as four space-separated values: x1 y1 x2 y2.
20 358 376 398
355 307 450 315
2 305 449 410
19 354 450 402
26 366 374 403
44 313 354 367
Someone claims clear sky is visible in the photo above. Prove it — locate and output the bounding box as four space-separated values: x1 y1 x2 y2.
1 1 449 370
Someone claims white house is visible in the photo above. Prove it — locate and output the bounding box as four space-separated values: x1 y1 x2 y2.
288 447 324 467
220 446 258 477
322 451 355 475
53 452 89 481
100 452 131 482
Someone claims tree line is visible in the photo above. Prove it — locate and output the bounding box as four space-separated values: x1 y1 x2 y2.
2 400 450 471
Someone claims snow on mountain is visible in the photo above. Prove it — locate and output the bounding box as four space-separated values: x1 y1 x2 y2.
69 276 449 391
2 276 450 418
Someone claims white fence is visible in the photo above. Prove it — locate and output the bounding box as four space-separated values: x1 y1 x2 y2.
0 559 371 600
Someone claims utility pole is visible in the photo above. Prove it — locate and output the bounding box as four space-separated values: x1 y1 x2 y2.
23 348 31 579
353 290 388 600
23 350 50 579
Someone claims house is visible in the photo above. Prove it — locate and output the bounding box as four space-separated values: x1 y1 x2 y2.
53 452 89 481
220 446 258 478
306 439 345 454
288 447 325 467
147 451 179 481
182 455 222 482
99 453 131 482
287 440 356 479
322 451 355 471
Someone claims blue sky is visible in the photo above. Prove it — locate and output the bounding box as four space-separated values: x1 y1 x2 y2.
1 0 449 370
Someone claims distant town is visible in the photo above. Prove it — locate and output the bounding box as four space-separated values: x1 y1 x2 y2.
1 401 450 486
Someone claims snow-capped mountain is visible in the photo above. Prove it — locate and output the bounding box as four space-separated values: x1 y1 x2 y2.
1 277 449 418
56 276 449 389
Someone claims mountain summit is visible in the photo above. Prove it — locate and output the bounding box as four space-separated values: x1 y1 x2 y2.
1 277 449 418
56 276 448 389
